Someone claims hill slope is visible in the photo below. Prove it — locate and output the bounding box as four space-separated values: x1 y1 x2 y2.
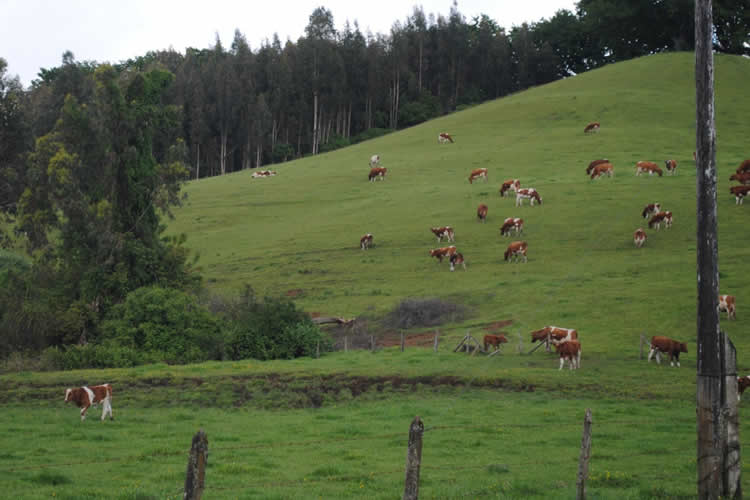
168 52 750 358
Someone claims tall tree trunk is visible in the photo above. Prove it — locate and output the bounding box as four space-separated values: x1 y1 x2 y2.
313 91 319 155
219 131 228 175
418 40 423 92
196 143 200 180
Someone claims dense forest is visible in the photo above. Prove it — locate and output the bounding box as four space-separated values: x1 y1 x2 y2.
0 0 748 368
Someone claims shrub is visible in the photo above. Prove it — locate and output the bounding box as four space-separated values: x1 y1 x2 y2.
41 343 159 370
382 297 469 330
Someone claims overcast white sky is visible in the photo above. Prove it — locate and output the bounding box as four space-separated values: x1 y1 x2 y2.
2 0 578 88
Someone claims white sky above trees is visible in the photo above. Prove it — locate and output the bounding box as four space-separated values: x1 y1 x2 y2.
2 0 577 88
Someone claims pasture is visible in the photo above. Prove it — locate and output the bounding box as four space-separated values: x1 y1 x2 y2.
3 52 750 498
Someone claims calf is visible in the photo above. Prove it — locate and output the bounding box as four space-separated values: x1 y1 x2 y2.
483 334 508 352
449 252 466 271
555 340 581 370
64 384 114 421
368 167 387 181
504 241 528 263
584 122 600 133
499 179 520 197
738 376 750 401
634 228 647 248
719 294 736 320
737 159 750 175
429 245 457 263
636 161 663 177
500 217 523 237
648 211 673 230
430 226 455 243
586 159 610 175
641 203 661 219
477 203 488 223
515 188 542 207
729 172 750 185
664 159 678 175
369 154 380 167
360 233 373 250
590 163 614 179
730 185 750 204
438 132 454 144
469 168 488 184
648 336 687 367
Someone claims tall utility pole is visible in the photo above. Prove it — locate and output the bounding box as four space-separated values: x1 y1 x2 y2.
695 1 741 498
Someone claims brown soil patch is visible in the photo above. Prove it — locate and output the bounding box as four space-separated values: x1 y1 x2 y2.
286 288 304 297
483 320 514 332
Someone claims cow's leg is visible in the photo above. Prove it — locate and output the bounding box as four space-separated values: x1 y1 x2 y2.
80 403 90 422
559 357 564 370
647 348 654 362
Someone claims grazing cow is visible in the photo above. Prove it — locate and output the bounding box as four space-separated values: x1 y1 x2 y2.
449 252 466 271
438 132 454 144
515 188 542 206
737 159 750 174
648 211 673 230
648 336 687 367
729 172 750 185
664 159 678 175
504 241 528 263
483 334 508 352
641 203 661 219
251 170 277 178
738 376 750 401
554 340 581 370
500 217 523 237
360 233 373 250
64 384 114 421
586 159 610 175
730 185 750 204
429 245 457 263
530 326 578 345
368 167 387 181
584 122 600 133
369 154 381 167
590 163 614 179
636 161 663 177
719 294 736 320
634 228 647 248
430 226 455 243
469 168 488 184
477 203 488 223
499 179 520 197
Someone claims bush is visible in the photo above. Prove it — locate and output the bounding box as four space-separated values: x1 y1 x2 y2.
382 297 469 330
40 343 159 370
350 127 394 145
398 92 441 127
318 134 351 154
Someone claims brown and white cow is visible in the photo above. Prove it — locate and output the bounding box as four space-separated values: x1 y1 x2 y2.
738 376 750 401
360 233 373 250
586 159 610 175
636 161 663 177
554 340 581 370
449 252 466 271
429 245 457 263
504 241 528 263
590 163 614 179
438 132 454 144
648 336 687 367
664 159 678 175
430 226 455 243
251 169 277 178
64 384 114 421
737 159 750 175
719 294 736 320
530 326 578 345
729 172 750 185
483 334 508 352
500 217 523 237
634 228 647 248
368 167 387 181
730 185 750 204
641 203 661 219
469 168 488 184
648 211 673 230
499 179 520 197
584 122 600 133
369 154 381 167
515 188 542 207
477 203 488 222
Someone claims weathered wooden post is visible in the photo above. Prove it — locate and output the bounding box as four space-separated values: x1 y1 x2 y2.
576 409 592 500
370 335 375 352
695 0 741 497
639 334 646 360
403 416 424 500
344 336 348 352
184 429 208 500
316 340 320 359
517 332 523 355
401 331 405 352
545 333 551 353
433 331 439 352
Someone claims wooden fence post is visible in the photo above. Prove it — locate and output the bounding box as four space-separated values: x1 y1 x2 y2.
433 331 439 352
401 331 405 352
517 332 523 354
184 429 208 500
316 340 320 359
403 416 424 500
344 336 348 352
370 335 375 352
639 334 645 360
576 409 593 500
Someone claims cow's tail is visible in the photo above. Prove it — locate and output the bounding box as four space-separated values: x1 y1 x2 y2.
105 384 113 400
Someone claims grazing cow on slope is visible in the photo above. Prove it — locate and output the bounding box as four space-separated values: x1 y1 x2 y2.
500 217 523 237
477 204 488 223
664 159 678 175
360 233 373 250
730 185 750 204
642 203 661 219
64 384 114 421
738 376 750 401
449 252 466 271
590 163 614 179
530 326 578 345
369 154 381 167
431 226 455 243
636 161 663 177
368 167 387 181
729 172 750 185
499 179 520 197
515 188 542 207
469 168 488 184
429 245 457 263
648 336 687 367
648 211 673 230
438 132 454 144
555 340 581 370
584 122 600 133
737 159 750 175
251 170 277 178
719 294 736 320
634 228 647 248
586 159 610 175
483 334 508 352
504 241 528 263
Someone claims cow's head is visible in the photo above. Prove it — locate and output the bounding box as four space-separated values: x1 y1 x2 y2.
64 388 73 403
530 329 548 342
679 342 688 353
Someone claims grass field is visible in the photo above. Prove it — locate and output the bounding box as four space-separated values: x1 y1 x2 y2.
3 52 750 498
